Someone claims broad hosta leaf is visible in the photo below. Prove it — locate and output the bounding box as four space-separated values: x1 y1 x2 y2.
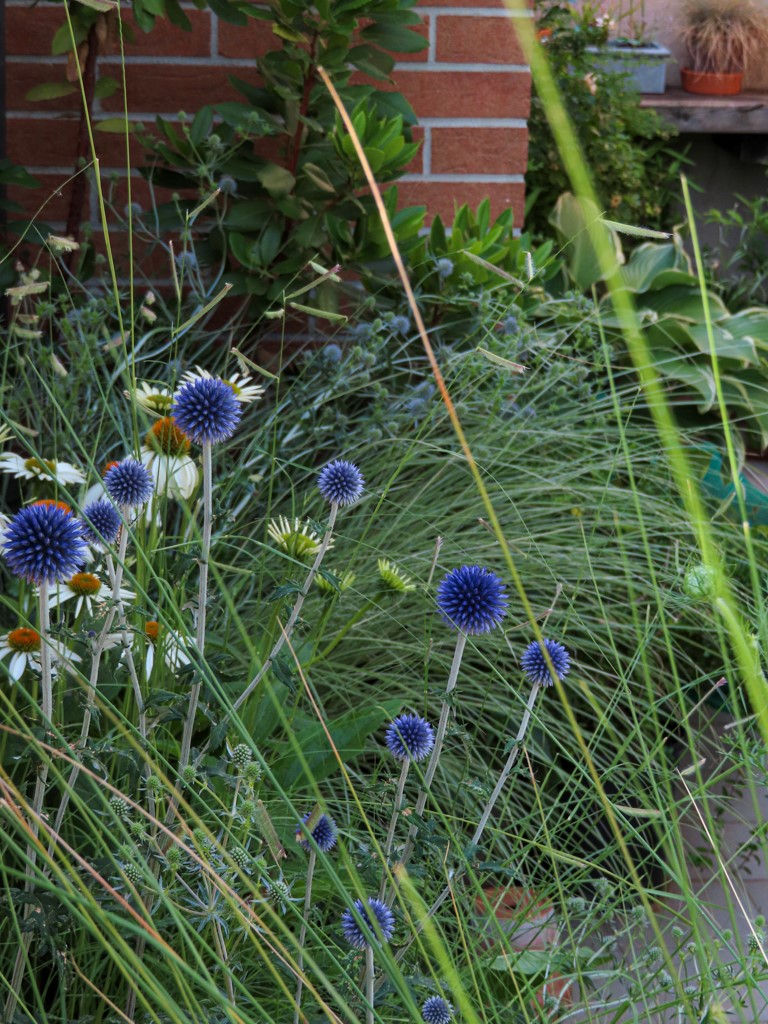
550 192 623 292
688 323 759 365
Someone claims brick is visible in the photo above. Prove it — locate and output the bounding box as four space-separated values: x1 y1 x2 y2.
430 126 527 175
396 180 525 225
101 65 260 114
388 69 531 119
7 62 83 112
217 16 279 59
6 172 73 222
7 117 144 171
6 7 211 58
121 11 211 57
436 15 525 64
417 0 509 8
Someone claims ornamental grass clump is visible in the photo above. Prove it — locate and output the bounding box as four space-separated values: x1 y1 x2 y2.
682 0 768 73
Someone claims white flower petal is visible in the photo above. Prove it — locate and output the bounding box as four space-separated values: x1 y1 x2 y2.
8 652 27 681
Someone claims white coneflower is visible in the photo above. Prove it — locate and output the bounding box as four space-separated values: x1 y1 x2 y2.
144 621 191 676
0 627 82 681
125 382 174 418
181 365 265 404
0 453 85 485
140 418 199 501
267 515 332 562
46 572 135 618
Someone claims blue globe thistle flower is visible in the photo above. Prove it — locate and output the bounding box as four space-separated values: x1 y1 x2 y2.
520 637 571 687
422 996 454 1024
297 812 338 853
172 376 242 445
341 896 395 949
317 459 364 507
2 504 88 584
105 458 154 508
82 500 122 547
385 714 435 763
436 565 508 635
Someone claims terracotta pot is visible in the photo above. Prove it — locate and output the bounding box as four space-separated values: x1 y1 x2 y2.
681 68 743 95
474 886 573 1007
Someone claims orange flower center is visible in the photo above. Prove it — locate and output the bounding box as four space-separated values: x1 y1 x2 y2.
24 457 56 476
103 460 119 476
145 621 161 642
68 572 101 596
33 499 72 514
7 628 41 653
145 417 191 457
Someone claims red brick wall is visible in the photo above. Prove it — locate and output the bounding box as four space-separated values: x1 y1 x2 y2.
5 1 530 240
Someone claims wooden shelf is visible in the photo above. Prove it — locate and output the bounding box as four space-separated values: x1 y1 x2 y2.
640 89 768 133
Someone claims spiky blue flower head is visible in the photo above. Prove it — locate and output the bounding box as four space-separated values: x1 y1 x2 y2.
521 637 571 687
2 504 88 584
436 565 508 635
297 812 338 853
105 458 154 508
385 714 435 763
172 376 242 445
317 459 364 507
82 500 122 547
422 996 454 1024
341 896 395 949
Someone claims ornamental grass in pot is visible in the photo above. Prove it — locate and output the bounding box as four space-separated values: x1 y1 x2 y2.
681 0 768 95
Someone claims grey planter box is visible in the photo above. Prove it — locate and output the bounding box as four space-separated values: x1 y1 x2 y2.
586 41 672 94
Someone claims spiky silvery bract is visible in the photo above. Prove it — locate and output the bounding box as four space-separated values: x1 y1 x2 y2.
436 565 508 635
172 376 242 445
297 812 338 853
422 997 454 1024
317 459 364 507
82 500 122 547
520 637 571 687
2 503 88 584
385 714 435 762
105 458 154 508
341 896 395 949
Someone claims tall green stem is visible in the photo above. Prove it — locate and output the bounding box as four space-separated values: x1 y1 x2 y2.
386 631 467 903
293 847 316 1024
6 586 54 1020
378 756 410 901
179 440 212 775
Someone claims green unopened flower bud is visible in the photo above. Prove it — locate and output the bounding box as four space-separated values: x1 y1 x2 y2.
147 774 163 793
166 846 182 871
192 827 208 848
129 819 148 841
181 764 196 786
109 796 129 818
123 862 143 886
231 846 250 870
684 564 717 600
240 799 257 820
231 743 252 770
244 761 263 784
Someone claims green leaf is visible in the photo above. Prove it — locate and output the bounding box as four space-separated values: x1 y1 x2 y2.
94 118 135 133
549 192 622 292
94 76 119 100
26 82 77 102
601 219 670 239
51 22 87 55
360 22 427 53
302 162 336 193
271 700 401 789
73 0 117 11
256 163 295 197
288 302 348 323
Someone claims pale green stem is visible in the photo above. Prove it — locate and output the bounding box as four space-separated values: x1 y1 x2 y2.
365 944 375 1024
386 631 467 902
378 756 410 901
390 680 543 966
51 512 130 838
193 502 338 767
293 848 316 1024
179 439 212 775
6 586 53 1020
